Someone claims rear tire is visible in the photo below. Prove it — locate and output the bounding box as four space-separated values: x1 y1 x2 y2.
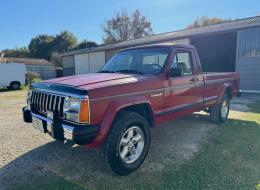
100 111 150 176
210 94 230 123
10 82 20 90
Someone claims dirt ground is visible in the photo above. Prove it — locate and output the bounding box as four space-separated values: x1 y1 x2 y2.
0 90 259 190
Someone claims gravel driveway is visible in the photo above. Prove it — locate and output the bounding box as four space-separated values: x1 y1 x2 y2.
0 90 257 190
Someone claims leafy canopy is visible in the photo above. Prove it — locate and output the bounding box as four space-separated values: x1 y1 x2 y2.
1 31 97 61
187 16 232 29
103 9 153 44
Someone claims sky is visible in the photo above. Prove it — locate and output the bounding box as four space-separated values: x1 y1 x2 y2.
0 0 260 51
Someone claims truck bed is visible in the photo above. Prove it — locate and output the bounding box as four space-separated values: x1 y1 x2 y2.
203 72 240 103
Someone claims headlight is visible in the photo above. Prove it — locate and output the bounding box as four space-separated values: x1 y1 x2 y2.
63 96 90 124
64 97 81 113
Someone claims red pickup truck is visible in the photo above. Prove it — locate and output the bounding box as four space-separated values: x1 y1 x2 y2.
23 44 240 175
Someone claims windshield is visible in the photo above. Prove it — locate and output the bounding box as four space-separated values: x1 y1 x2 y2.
100 47 171 75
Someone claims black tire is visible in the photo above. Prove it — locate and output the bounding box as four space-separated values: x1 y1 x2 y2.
210 94 230 123
100 111 150 176
10 82 20 90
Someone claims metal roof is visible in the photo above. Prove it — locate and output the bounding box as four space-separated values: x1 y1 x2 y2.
61 16 260 57
0 57 54 66
118 43 195 52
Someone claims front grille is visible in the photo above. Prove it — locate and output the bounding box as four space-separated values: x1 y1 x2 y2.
30 90 65 118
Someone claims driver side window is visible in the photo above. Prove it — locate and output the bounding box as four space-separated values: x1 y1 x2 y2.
141 53 168 74
171 51 193 76
142 54 167 66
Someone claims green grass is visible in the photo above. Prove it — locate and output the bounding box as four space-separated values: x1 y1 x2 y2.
155 101 260 190
13 99 260 190
13 177 86 190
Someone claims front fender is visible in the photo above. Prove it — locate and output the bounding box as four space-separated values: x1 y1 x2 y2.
87 96 153 148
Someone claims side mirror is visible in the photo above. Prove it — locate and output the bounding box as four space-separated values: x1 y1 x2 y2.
169 68 182 77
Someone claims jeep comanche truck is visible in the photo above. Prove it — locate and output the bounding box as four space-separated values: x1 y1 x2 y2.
23 44 240 175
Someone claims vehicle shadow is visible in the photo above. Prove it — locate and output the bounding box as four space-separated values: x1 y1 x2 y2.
0 88 13 93
0 88 25 93
0 113 259 190
230 94 260 113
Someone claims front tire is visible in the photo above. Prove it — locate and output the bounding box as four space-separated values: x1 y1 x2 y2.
210 94 230 123
101 111 150 176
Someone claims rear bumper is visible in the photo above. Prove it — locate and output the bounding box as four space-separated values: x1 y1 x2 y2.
22 107 99 145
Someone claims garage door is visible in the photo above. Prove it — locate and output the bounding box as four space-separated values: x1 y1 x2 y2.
74 51 106 75
236 27 260 92
89 51 106 72
74 53 89 75
62 55 75 76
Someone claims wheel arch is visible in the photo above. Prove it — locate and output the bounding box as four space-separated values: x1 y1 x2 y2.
114 103 154 128
10 81 21 86
217 83 233 103
87 96 154 148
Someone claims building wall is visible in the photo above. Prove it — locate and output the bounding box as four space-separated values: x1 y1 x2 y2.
236 27 260 92
89 51 106 72
105 38 190 62
105 48 121 62
62 55 75 76
74 51 106 75
162 38 190 45
74 53 89 74
26 65 56 80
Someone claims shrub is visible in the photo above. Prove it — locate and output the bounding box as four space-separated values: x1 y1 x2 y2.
27 71 42 84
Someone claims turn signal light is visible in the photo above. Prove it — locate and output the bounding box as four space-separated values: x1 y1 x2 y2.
79 99 90 123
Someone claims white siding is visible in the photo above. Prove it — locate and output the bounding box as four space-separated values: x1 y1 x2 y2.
236 27 260 92
89 51 106 72
168 38 190 45
156 38 190 45
26 65 56 80
74 53 89 75
74 51 106 75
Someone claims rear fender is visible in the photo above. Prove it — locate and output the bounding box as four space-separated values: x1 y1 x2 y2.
87 96 153 148
217 82 232 103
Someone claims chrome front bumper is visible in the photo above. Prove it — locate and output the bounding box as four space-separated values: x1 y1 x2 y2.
23 107 99 145
32 113 74 140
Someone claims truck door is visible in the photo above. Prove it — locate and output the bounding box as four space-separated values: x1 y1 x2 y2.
163 48 203 114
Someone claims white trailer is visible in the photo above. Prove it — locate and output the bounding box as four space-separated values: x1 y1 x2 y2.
0 63 27 90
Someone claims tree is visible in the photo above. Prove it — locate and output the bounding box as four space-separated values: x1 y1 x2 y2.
28 35 54 60
28 31 78 60
77 40 98 50
2 30 98 61
50 52 61 67
52 31 78 53
1 47 30 58
103 9 153 44
187 16 232 29
131 10 153 39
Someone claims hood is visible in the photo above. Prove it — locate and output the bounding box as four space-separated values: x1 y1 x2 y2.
44 73 154 90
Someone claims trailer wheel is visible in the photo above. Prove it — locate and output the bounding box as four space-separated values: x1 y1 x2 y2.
10 82 21 90
210 94 230 123
100 111 150 176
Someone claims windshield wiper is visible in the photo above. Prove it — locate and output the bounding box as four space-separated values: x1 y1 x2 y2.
99 70 115 73
116 69 144 75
